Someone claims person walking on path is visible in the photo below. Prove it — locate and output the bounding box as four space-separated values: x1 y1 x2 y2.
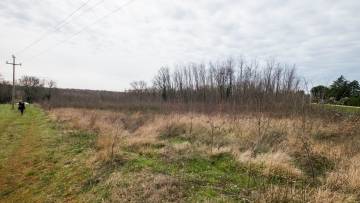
18 101 26 115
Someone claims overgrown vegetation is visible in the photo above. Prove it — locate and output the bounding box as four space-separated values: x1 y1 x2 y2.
311 75 360 106
45 107 360 202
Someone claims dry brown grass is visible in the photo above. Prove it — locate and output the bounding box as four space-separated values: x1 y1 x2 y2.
255 186 356 203
108 171 185 202
325 155 360 193
49 108 360 202
234 150 303 178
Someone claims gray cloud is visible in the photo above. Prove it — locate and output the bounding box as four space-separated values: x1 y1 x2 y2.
0 0 359 90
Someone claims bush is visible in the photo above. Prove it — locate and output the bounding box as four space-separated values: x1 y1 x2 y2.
0 83 11 103
345 97 360 107
338 97 350 105
293 152 334 178
160 123 187 139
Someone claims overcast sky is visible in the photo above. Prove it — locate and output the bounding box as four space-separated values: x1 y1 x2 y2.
0 0 359 91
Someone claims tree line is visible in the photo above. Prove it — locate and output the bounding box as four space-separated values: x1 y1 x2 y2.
311 76 360 106
0 74 57 104
1 57 311 115
0 76 12 103
0 73 133 110
129 58 308 114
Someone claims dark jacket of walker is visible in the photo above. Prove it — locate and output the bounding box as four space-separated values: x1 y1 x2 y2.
18 102 26 115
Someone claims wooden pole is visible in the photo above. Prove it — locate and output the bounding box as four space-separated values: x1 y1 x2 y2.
6 55 22 110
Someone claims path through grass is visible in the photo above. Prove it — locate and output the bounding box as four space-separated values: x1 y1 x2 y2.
0 105 100 202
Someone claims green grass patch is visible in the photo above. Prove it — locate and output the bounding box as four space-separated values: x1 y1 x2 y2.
178 153 263 201
114 139 313 202
312 103 360 114
116 149 267 201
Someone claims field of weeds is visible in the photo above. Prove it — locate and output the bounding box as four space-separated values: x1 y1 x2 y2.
49 108 360 202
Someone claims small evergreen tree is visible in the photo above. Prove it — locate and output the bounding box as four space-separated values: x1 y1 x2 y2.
313 75 360 106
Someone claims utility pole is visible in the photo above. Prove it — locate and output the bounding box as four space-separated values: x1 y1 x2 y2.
6 55 22 110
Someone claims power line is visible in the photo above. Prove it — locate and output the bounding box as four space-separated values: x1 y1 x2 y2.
80 0 106 18
63 0 136 42
26 0 136 62
50 0 93 32
16 0 105 55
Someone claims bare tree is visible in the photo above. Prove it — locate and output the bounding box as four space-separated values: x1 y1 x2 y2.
19 76 44 103
45 80 57 101
153 67 171 101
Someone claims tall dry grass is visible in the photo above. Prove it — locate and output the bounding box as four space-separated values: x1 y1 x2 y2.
49 108 360 202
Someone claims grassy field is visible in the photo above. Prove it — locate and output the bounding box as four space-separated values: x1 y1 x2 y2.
1 105 359 202
312 103 360 114
49 108 359 202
